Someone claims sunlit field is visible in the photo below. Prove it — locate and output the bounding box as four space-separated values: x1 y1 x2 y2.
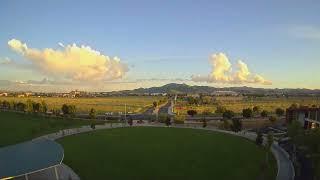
59 127 277 180
175 96 320 115
0 96 166 114
0 111 100 147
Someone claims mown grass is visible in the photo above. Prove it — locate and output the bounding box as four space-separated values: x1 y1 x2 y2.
0 111 99 147
0 96 165 113
59 127 277 180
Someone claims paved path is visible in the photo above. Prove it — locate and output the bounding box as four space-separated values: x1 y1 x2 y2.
35 123 294 180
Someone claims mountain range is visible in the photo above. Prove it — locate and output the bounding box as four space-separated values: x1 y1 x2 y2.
116 83 320 96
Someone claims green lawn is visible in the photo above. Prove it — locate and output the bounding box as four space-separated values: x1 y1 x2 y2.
59 127 277 180
0 111 98 147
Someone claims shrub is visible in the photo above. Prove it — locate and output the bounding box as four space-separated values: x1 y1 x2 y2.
223 110 235 120
260 110 268 118
187 110 197 117
275 108 284 117
242 108 253 118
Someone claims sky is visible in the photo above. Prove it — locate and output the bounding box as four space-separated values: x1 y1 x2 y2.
0 0 320 92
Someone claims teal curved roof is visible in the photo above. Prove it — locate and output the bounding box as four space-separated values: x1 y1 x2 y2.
0 139 64 179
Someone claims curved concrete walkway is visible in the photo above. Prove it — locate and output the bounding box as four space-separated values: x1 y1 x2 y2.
35 123 294 180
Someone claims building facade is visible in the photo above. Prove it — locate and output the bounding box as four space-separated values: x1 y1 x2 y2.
286 106 320 129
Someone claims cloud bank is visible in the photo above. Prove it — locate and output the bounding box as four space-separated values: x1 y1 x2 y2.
8 39 129 82
191 53 271 85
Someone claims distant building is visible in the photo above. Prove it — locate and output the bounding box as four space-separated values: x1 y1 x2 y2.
0 92 8 97
69 90 81 98
211 91 238 96
286 106 320 129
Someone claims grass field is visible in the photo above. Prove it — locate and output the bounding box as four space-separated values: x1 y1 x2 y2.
0 96 165 114
175 96 320 115
58 127 277 180
0 111 99 147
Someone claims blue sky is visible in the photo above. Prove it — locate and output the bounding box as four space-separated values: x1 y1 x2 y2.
0 0 320 91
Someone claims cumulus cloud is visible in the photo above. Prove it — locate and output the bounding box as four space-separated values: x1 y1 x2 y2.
58 42 64 48
8 39 129 82
191 53 271 85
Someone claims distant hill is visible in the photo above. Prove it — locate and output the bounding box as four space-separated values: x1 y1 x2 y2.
115 83 320 96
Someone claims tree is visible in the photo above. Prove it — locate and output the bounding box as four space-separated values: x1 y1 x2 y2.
253 106 261 114
2 100 10 109
266 131 274 165
32 102 42 113
16 102 27 112
223 110 235 120
215 105 226 114
290 103 299 109
275 108 285 117
231 119 242 132
256 131 263 146
89 108 96 120
222 120 230 130
187 97 199 105
128 115 133 126
61 104 69 116
260 110 268 118
153 101 158 108
90 123 96 129
26 99 33 113
68 105 76 117
61 104 76 117
202 118 207 128
269 116 277 124
165 116 171 126
187 109 197 117
242 108 253 118
17 102 27 112
41 100 48 113
201 96 212 105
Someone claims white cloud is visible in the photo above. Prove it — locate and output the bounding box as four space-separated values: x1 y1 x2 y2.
191 53 271 85
8 39 129 82
58 42 64 48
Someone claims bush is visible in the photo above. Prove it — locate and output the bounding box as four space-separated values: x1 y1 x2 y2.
260 110 268 118
231 119 242 132
89 108 96 119
222 120 230 130
187 110 197 117
223 110 235 120
165 117 171 126
253 106 261 113
242 108 253 118
275 108 284 117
